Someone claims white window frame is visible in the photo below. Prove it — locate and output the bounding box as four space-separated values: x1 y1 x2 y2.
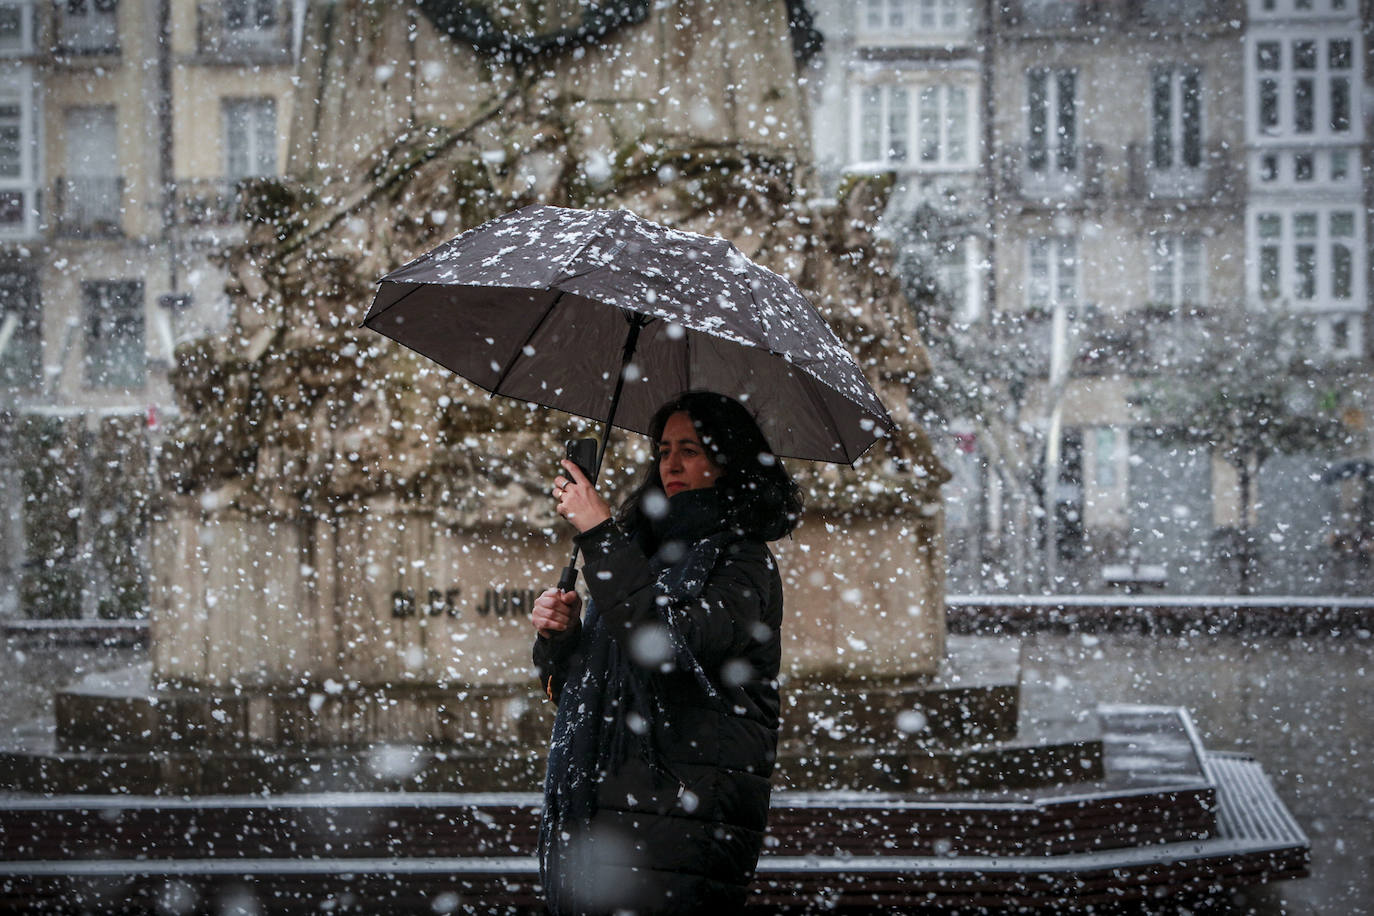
223 0 281 49
1149 234 1206 309
222 96 278 180
0 0 34 56
1248 0 1355 19
82 279 145 391
857 0 968 44
1247 30 1362 144
851 80 973 170
1149 64 1205 197
1025 67 1079 192
934 235 983 324
1027 236 1079 311
1249 205 1365 313
57 0 120 54
0 66 37 240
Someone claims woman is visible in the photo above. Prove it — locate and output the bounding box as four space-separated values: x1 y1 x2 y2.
531 391 802 915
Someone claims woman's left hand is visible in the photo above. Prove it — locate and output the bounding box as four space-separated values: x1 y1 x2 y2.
554 459 612 533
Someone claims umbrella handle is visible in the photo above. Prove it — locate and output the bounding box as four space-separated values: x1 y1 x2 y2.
557 546 581 592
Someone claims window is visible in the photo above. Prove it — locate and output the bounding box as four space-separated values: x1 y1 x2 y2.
860 0 965 36
935 236 980 322
223 98 278 180
0 69 35 238
1151 66 1202 171
1149 235 1205 308
1251 207 1364 310
1093 427 1120 491
61 106 121 234
1027 68 1076 175
223 0 280 48
0 1 34 54
56 0 119 54
1027 237 1078 310
83 280 144 390
854 83 971 168
1250 33 1361 141
0 268 38 388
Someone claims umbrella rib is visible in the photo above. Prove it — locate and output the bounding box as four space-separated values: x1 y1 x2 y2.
491 291 566 395
361 282 424 328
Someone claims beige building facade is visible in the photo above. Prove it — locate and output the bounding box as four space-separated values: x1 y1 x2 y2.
0 0 295 617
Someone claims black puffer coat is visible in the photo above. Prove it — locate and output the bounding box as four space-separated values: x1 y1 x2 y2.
534 496 784 915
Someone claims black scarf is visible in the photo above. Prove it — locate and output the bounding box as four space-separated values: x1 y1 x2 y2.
539 488 738 914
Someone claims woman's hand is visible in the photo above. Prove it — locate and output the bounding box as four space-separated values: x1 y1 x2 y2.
553 458 612 533
532 587 583 638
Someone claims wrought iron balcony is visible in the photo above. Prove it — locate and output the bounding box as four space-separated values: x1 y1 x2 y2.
1126 143 1239 206
195 1 292 62
52 3 120 56
1002 143 1103 205
54 176 124 238
171 178 241 228
998 0 1241 32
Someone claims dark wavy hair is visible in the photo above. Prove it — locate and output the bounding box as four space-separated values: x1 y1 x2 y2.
617 391 803 542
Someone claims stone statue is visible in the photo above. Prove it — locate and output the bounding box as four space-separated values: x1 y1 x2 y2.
150 0 947 752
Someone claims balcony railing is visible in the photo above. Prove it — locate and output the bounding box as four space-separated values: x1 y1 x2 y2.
1002 143 1103 204
1126 143 1238 205
196 1 292 62
54 176 124 237
172 177 241 227
53 5 120 56
998 0 1241 31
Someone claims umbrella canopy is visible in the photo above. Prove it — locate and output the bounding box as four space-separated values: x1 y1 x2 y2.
363 204 894 465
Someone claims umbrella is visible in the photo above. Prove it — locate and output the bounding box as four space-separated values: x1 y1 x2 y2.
363 204 896 586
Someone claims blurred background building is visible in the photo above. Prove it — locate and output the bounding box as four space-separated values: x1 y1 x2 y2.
809 0 1372 595
0 0 295 618
1 0 1371 618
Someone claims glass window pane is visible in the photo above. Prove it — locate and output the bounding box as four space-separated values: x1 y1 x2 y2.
1056 71 1076 171
1057 241 1077 304
1260 245 1280 299
1295 245 1316 299
1258 213 1282 238
1294 78 1314 133
860 87 881 161
1259 78 1279 130
1151 69 1172 169
889 86 909 162
1331 243 1351 299
1149 236 1172 302
1029 239 1050 307
1027 69 1048 171
1181 70 1201 167
1330 77 1350 132
1331 150 1349 180
947 87 968 163
1294 212 1317 237
1328 39 1351 69
918 86 938 162
0 102 19 179
1293 40 1316 70
864 0 882 29
1181 237 1203 303
1257 41 1280 71
1330 211 1354 236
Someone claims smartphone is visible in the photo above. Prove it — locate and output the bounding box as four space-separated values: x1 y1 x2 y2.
563 437 599 483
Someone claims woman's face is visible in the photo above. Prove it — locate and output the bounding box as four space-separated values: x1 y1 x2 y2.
658 411 720 496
